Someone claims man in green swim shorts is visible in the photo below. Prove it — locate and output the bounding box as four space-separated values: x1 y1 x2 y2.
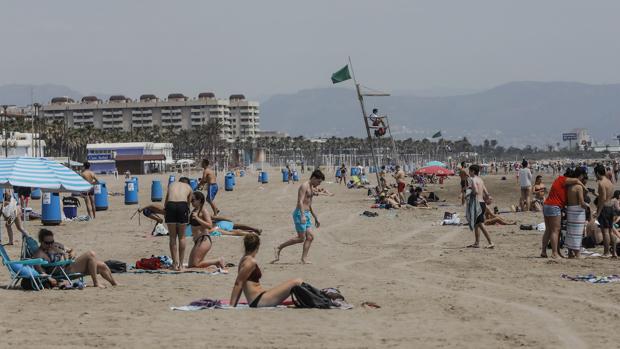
271 169 325 264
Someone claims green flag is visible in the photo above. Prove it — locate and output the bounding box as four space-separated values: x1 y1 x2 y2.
432 131 442 138
331 65 351 84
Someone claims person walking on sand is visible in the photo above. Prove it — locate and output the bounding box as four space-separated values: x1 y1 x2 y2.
80 161 98 219
458 161 469 206
519 160 533 212
164 177 193 271
198 158 219 215
338 164 347 185
272 169 325 264
593 164 617 258
465 164 494 249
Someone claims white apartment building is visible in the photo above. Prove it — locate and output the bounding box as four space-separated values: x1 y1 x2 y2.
40 92 260 141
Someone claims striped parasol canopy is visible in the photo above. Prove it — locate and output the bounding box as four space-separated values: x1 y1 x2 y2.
0 157 92 192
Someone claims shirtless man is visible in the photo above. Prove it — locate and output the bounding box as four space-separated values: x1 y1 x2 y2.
198 159 219 215
459 161 469 205
393 165 406 204
81 161 98 219
272 169 325 264
164 177 193 270
467 164 494 249
593 164 617 258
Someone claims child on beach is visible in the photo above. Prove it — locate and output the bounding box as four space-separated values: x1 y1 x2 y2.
272 169 325 264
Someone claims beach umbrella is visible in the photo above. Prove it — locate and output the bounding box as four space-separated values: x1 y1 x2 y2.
424 161 448 168
415 165 455 176
0 157 92 192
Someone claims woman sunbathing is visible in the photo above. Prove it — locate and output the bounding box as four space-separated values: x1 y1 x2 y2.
33 229 117 288
187 191 226 269
484 206 516 225
230 234 303 307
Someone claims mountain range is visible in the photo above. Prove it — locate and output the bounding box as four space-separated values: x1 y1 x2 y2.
261 81 620 146
1 82 619 147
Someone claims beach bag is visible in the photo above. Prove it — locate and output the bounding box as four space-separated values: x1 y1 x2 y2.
153 223 168 236
105 260 127 273
290 282 332 309
135 257 161 270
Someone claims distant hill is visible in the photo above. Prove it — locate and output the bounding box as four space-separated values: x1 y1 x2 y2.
261 81 620 146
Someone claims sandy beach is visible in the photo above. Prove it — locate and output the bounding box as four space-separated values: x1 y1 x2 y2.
1 169 619 349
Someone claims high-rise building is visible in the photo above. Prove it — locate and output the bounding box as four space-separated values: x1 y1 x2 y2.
40 92 260 142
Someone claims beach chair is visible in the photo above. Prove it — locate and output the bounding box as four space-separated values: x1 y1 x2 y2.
20 232 83 284
0 244 48 291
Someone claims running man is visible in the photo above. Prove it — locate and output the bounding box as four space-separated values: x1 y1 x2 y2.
272 169 325 264
164 177 193 270
593 164 617 258
198 158 219 215
81 161 98 219
393 165 406 204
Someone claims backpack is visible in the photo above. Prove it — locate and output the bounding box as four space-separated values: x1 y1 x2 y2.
135 257 161 270
105 260 127 273
290 282 332 309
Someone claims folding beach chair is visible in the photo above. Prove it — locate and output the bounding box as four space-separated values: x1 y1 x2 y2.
0 244 48 291
20 232 83 284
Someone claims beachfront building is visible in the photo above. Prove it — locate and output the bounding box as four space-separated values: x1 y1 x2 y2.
41 93 260 142
0 132 46 157
86 142 173 174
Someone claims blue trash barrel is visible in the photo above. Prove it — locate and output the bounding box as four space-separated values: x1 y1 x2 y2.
260 171 269 183
31 188 42 200
282 169 289 182
239 170 245 177
168 175 175 185
189 179 198 191
351 167 360 176
151 180 163 201
230 172 236 186
42 192 61 226
94 181 109 211
293 170 299 182
225 173 234 191
62 197 78 220
132 176 139 192
125 179 138 205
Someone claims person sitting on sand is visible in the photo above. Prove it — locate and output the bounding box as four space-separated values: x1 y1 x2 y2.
230 234 303 308
1 191 27 245
483 206 516 226
33 229 117 288
378 190 402 209
187 191 226 269
407 187 429 208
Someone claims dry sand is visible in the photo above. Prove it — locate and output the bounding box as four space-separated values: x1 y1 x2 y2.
1 169 619 348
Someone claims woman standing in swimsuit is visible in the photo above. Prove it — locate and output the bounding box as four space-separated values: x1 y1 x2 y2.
230 234 303 308
187 191 225 269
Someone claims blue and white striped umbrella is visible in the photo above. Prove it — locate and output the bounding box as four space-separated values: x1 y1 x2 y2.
0 157 92 192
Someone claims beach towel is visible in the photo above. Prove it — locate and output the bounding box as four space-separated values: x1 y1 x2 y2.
565 205 586 250
465 190 482 231
127 268 225 275
171 299 292 311
561 274 620 284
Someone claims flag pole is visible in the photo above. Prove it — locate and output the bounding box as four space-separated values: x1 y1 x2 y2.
348 56 383 190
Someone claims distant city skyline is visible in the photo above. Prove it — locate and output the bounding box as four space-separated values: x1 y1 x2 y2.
2 1 620 99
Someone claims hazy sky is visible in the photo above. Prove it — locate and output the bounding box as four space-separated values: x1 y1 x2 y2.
2 0 620 100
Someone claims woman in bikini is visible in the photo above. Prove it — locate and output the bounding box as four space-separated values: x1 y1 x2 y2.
230 234 303 308
187 191 225 269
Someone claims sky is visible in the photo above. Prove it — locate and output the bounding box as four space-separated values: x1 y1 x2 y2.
2 0 620 100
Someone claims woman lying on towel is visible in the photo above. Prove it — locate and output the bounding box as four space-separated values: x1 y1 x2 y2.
230 234 303 308
483 206 516 226
33 229 117 288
